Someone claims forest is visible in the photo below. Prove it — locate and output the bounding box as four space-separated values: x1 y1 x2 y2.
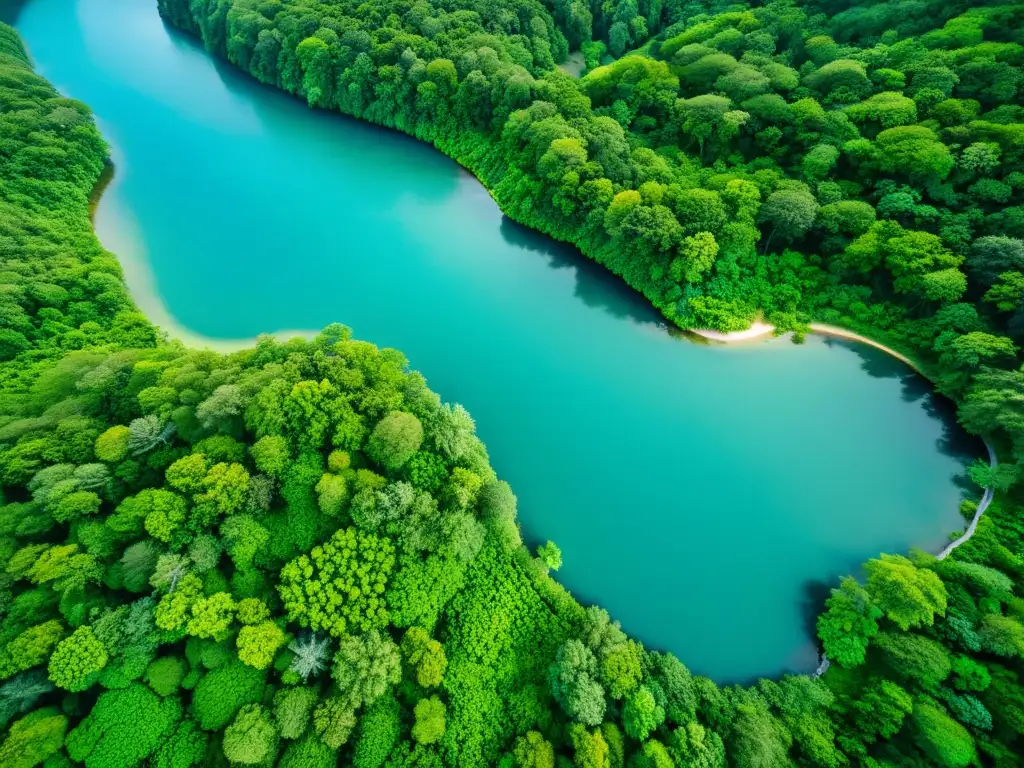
2 0 1024 764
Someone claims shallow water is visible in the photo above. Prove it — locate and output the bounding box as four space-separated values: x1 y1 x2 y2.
15 0 980 681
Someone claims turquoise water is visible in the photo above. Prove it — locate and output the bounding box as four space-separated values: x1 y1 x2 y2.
15 0 979 681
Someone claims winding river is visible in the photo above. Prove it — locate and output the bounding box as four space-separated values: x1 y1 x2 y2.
13 0 981 681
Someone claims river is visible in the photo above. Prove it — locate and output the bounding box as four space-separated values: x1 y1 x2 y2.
13 0 979 682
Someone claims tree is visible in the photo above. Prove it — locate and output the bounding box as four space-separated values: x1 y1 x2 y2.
632 741 674 768
401 627 447 688
352 694 400 768
569 724 610 768
817 576 882 667
66 683 180 766
250 435 291 477
978 613 1024 658
673 95 741 158
921 269 968 303
623 685 665 740
145 656 187 696
911 698 976 767
0 708 67 768
196 384 244 429
759 189 818 251
278 527 395 637
801 144 840 181
166 453 208 494
142 490 188 544
406 451 448 493
851 680 913 742
128 415 172 455
874 631 952 689
549 639 606 726
967 236 1024 286
951 656 990 692
332 630 402 710
279 735 336 768
431 403 475 462
237 621 287 669
289 634 331 681
152 719 208 768
599 640 643 700
367 412 423 470
728 693 791 768
804 59 870 99
983 271 1024 312
0 671 53 727
967 458 1018 492
296 37 332 107
191 661 266 730
865 554 946 630
670 232 719 284
186 592 237 640
223 704 279 765
875 126 954 181
313 696 357 749
274 686 318 740
650 651 697 726
315 472 348 516
52 489 101 523
48 625 107 692
940 332 1017 370
221 514 270 568
94 426 130 462
195 462 250 520
537 540 563 571
0 620 64 679
412 696 446 744
514 731 555 768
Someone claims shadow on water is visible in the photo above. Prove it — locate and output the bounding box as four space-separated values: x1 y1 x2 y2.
800 579 832 646
161 17 462 203
498 216 664 327
0 0 27 24
822 336 984 486
722 578 831 687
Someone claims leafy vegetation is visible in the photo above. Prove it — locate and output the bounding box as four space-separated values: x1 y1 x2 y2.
5 0 1024 762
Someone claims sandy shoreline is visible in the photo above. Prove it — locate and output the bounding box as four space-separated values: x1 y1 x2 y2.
689 322 776 343
690 322 921 373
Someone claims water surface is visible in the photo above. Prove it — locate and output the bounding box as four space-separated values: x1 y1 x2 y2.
16 0 979 681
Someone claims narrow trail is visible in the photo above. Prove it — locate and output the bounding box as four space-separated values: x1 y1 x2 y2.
814 439 999 678
806 323 921 374
937 439 999 560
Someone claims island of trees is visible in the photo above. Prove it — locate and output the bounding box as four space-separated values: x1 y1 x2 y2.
3 0 1024 764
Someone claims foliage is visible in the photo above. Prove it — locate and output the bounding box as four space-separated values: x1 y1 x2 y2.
6 0 1024 762
279 527 395 637
332 630 402 710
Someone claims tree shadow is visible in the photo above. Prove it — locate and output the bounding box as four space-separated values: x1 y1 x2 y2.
161 17 461 203
499 217 664 327
818 336 984 480
800 578 833 646
0 0 27 24
817 336 926 396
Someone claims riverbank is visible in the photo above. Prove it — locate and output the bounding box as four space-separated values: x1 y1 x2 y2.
691 322 922 374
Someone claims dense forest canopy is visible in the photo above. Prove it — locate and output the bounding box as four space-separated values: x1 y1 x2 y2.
3 0 1024 764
